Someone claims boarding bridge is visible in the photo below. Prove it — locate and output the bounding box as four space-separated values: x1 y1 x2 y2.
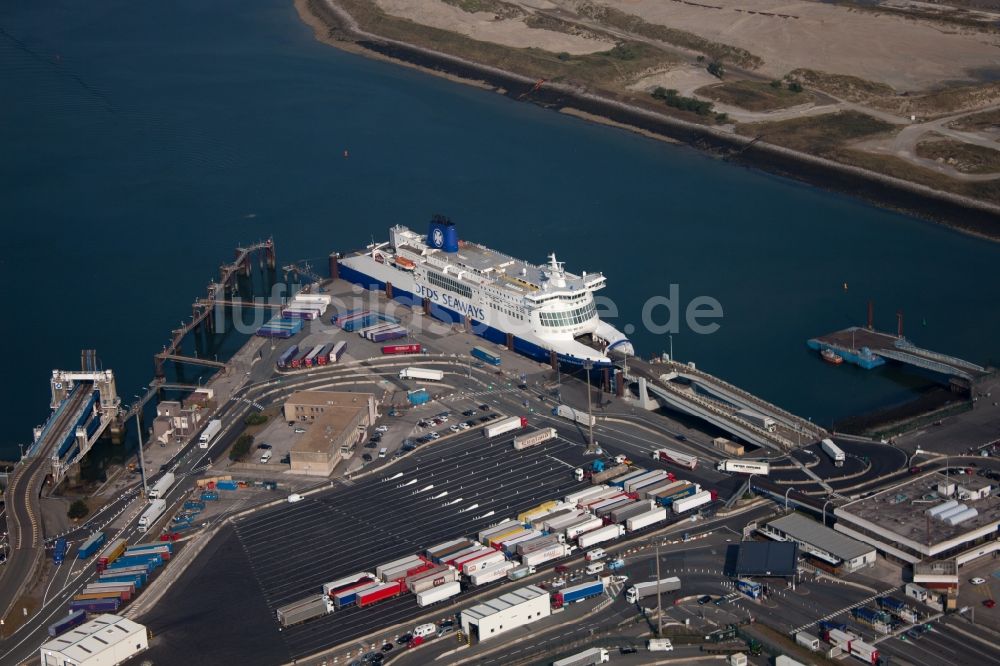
30 359 121 484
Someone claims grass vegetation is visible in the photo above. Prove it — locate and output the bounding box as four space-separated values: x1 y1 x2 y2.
788 68 894 103
836 149 1000 206
575 1 762 68
948 108 1000 132
652 86 715 117
244 412 269 426
335 0 679 89
697 80 812 111
440 0 524 19
737 111 896 155
915 134 1000 174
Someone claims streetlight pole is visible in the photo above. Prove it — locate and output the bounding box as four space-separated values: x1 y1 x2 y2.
668 335 674 363
134 400 148 497
785 487 793 513
585 362 598 455
822 499 833 527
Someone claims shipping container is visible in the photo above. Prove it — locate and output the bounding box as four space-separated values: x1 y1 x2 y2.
626 508 668 532
713 437 744 456
471 346 501 365
578 524 625 548
77 532 106 560
513 428 557 451
47 610 88 637
376 555 425 580
416 580 462 607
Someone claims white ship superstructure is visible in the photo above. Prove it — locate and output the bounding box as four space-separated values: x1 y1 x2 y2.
336 217 633 365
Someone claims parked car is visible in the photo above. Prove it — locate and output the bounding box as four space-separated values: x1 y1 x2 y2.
697 595 712 605
396 634 412 645
429 432 441 440
675 433 687 441
478 403 489 410
293 428 306 433
985 599 996 608
375 425 389 433
458 422 471 430
971 577 987 585
362 454 373 462
381 643 394 652
256 443 272 450
462 410 477 417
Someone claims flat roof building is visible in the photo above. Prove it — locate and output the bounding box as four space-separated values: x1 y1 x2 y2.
725 541 798 578
283 391 376 476
761 512 876 572
460 585 550 643
40 614 148 666
834 472 1000 571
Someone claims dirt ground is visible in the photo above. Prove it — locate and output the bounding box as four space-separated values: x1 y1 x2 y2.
375 0 615 53
568 0 1000 91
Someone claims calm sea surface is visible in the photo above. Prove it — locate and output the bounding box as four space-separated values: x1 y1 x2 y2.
2 0 999 459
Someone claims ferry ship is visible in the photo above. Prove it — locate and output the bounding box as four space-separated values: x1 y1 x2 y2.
335 217 633 366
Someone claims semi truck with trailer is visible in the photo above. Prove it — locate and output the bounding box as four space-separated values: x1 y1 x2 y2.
625 577 682 603
673 490 714 514
416 580 461 606
484 416 527 438
552 404 596 427
553 580 604 607
717 460 770 475
513 428 557 450
565 485 612 505
199 419 222 449
822 438 846 466
507 564 536 581
399 367 444 381
626 508 668 531
651 447 698 470
47 610 88 638
521 543 572 567
77 532 106 560
147 472 175 500
736 409 777 432
565 517 604 541
470 560 515 585
589 463 630 484
471 346 502 365
277 595 335 628
552 648 610 666
137 499 167 532
577 524 625 548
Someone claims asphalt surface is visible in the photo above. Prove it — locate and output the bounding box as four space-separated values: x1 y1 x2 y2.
0 387 90 623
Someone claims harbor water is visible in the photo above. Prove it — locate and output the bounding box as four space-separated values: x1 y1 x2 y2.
2 0 999 459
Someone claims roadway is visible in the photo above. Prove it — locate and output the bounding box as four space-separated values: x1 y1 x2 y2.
0 386 90 624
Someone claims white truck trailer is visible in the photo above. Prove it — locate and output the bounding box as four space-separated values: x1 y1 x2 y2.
147 472 175 500
552 648 610 666
484 416 526 438
553 404 596 427
717 460 770 475
198 419 222 449
822 438 846 467
736 408 777 432
625 577 682 603
137 499 167 532
399 367 444 381
577 524 625 549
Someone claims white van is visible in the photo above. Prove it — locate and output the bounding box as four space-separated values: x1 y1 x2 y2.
260 450 272 464
413 623 436 638
379 447 388 459
585 562 605 575
585 548 606 562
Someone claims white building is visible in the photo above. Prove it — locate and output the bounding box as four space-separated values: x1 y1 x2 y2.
760 512 876 572
40 614 148 666
460 585 550 643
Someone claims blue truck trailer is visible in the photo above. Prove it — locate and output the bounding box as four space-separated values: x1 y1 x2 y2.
47 610 87 637
555 580 604 606
69 598 121 613
77 532 106 560
471 346 501 366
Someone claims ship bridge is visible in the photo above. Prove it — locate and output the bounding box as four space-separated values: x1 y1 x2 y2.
28 352 121 484
619 355 825 451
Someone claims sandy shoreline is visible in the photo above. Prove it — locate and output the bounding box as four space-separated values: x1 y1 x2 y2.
294 0 1000 241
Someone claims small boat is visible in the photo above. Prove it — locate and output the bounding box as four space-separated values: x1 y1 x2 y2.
393 256 416 270
821 349 843 365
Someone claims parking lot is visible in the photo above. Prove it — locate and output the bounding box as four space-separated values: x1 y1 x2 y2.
233 425 594 659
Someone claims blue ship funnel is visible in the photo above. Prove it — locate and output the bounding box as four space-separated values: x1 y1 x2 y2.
427 215 459 252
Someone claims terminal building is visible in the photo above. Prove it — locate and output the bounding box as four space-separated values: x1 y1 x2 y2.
282 391 377 476
834 472 1000 585
760 512 876 573
460 585 551 643
40 614 148 666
